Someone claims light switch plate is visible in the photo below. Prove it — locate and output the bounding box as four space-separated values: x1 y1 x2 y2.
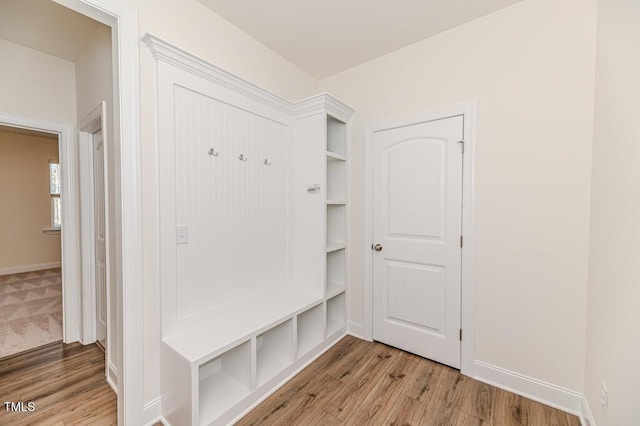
176 225 188 244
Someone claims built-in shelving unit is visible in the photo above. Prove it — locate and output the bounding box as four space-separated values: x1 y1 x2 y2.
199 341 252 425
297 303 324 357
326 292 346 337
147 33 353 426
256 319 293 387
324 115 347 333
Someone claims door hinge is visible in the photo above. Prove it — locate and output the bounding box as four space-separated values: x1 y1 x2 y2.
458 140 465 154
459 329 463 341
460 235 463 248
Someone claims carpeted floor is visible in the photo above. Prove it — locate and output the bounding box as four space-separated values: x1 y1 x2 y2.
0 268 63 359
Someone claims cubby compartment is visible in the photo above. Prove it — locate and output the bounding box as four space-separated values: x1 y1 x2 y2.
326 158 346 201
296 304 324 357
256 319 294 387
326 249 346 298
326 293 346 337
327 115 347 156
199 340 252 425
326 204 346 246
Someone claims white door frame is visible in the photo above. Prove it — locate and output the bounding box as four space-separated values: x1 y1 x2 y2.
52 1 143 424
78 102 115 391
364 101 477 376
0 112 80 344
78 102 106 346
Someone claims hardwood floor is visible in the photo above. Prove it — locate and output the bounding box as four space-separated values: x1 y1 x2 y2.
0 341 116 426
0 336 581 426
236 336 581 426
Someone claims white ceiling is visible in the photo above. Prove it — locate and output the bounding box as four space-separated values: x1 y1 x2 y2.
198 0 524 79
0 0 105 62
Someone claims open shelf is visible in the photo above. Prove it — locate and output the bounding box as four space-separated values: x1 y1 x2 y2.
296 304 324 357
327 115 347 156
199 340 251 425
327 204 346 246
163 287 322 364
326 151 346 161
326 293 346 337
257 319 294 387
326 249 346 297
327 159 346 201
326 242 347 253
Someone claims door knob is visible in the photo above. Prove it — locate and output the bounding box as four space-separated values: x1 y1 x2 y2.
373 244 383 252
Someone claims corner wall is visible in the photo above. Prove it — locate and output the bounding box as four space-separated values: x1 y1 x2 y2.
319 0 597 403
0 39 76 124
584 0 640 424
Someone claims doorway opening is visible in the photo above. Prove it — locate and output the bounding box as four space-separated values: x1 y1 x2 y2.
0 125 63 358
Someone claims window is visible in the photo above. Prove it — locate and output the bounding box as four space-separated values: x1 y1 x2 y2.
50 162 61 229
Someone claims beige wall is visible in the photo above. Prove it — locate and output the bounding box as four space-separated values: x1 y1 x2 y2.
0 39 76 124
0 130 61 271
585 0 640 424
318 0 597 392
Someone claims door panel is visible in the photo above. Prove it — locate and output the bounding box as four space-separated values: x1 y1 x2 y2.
93 130 107 347
373 116 463 368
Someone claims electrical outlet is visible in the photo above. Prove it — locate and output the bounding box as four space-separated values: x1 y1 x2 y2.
601 382 608 415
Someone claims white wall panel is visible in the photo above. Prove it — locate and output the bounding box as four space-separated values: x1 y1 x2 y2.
173 86 290 320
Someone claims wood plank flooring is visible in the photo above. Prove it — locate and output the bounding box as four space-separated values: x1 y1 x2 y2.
0 336 581 426
0 341 116 426
236 336 581 426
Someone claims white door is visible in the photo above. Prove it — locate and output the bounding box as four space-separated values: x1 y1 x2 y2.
93 130 107 347
372 115 464 368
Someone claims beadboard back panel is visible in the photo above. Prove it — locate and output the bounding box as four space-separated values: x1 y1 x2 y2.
157 60 294 335
174 86 290 319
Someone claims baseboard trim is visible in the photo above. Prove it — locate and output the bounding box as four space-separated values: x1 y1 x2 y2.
581 395 596 426
473 360 582 416
107 362 118 394
347 320 366 339
0 262 62 276
143 396 163 426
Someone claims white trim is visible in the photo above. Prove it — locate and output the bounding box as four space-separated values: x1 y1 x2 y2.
363 101 477 376
474 360 583 415
52 1 143 424
143 396 163 426
0 262 62 276
0 112 80 345
581 395 596 426
78 102 106 346
347 321 366 339
107 351 117 393
42 228 62 235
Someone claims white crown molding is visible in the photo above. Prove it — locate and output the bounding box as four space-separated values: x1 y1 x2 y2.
142 33 356 123
142 33 294 115
293 92 355 121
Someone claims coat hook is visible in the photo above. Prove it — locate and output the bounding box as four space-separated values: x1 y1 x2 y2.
239 153 248 161
264 158 271 166
208 148 219 157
